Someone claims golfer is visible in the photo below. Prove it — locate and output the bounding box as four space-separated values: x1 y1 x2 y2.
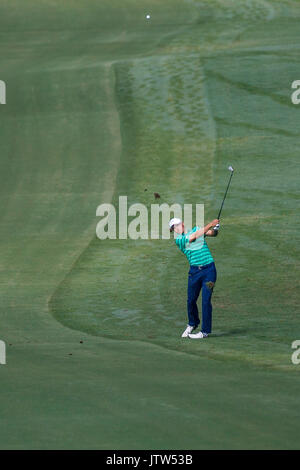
169 217 219 339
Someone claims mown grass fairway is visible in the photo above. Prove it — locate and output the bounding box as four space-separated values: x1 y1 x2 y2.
0 0 299 449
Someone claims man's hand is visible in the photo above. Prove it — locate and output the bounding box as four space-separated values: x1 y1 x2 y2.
205 220 220 237
210 219 219 228
188 219 220 242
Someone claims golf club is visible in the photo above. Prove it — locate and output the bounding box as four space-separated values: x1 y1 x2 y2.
217 165 234 220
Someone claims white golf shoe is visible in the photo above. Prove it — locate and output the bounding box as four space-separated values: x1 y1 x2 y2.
188 331 209 339
181 325 197 338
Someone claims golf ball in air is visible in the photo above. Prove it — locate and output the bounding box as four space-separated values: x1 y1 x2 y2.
146 14 150 19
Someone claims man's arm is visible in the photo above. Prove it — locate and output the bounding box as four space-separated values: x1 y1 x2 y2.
188 219 219 242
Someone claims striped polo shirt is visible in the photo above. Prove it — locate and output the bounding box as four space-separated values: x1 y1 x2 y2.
175 226 214 266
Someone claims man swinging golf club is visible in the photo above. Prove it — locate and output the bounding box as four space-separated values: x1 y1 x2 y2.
170 165 234 339
169 217 219 339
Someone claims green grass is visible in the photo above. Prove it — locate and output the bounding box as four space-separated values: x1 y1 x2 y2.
0 0 300 449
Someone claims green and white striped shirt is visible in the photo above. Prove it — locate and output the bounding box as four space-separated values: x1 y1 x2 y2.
175 226 214 266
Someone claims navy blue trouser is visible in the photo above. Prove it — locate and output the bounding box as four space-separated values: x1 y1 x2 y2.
187 262 217 334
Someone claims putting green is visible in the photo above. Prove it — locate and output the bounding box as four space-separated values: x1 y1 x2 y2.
0 0 299 449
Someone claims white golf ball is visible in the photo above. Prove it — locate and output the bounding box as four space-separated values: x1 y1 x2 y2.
146 14 151 20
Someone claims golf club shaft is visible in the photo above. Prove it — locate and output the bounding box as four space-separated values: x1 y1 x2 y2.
217 171 234 220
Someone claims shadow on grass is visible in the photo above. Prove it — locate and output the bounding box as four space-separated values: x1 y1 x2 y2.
211 328 249 337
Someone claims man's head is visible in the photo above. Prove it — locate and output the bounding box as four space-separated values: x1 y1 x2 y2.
169 218 184 234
